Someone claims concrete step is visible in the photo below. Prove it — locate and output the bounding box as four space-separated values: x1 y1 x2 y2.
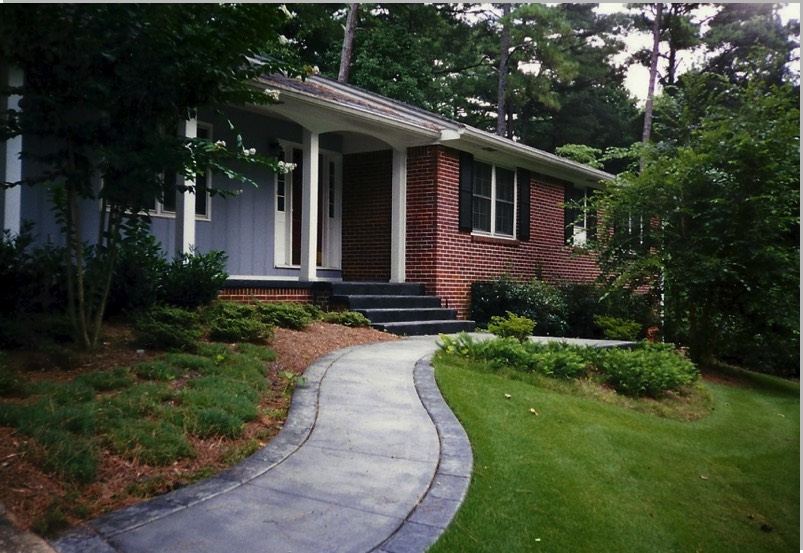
333 294 442 310
372 320 476 337
357 308 459 324
330 282 426 296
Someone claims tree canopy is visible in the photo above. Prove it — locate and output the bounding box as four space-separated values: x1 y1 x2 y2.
1 4 304 349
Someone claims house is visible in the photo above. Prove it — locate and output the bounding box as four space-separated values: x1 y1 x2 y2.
2 68 613 334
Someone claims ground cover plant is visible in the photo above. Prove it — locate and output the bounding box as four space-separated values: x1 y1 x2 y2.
438 332 698 399
0 302 394 537
429 352 800 553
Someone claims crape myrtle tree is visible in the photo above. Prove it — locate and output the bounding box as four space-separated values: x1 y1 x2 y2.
0 4 305 350
592 74 800 374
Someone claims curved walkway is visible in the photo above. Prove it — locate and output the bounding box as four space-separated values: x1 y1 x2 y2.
50 336 472 553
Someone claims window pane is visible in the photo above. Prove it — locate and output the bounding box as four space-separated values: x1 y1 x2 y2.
195 179 208 216
473 162 492 198
473 196 491 232
162 172 177 212
496 167 514 202
495 201 514 235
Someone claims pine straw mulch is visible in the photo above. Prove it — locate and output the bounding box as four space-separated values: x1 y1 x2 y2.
0 322 398 533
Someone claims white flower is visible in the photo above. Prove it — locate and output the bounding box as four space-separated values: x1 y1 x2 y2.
277 161 297 174
243 147 257 157
278 35 290 45
214 140 226 148
311 65 320 75
279 4 293 18
264 88 281 102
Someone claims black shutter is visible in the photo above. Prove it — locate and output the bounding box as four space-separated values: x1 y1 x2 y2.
563 184 575 243
517 168 531 241
459 152 474 232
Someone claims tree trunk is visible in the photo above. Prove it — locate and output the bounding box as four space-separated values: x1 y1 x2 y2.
496 3 511 137
338 3 359 83
641 2 663 166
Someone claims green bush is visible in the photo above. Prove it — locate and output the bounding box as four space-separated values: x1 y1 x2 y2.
438 334 698 397
133 304 203 351
595 343 699 398
160 250 228 308
472 276 568 336
527 342 589 379
594 315 642 341
322 310 371 328
255 301 314 330
206 302 273 343
106 227 167 317
486 311 535 342
302 303 324 320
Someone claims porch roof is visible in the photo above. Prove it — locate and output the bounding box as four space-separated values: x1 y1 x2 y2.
256 73 615 186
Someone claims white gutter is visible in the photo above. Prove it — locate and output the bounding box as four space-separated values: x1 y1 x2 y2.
453 126 615 183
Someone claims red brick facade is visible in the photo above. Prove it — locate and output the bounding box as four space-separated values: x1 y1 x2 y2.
341 150 393 281
334 145 601 319
356 145 599 319
218 287 311 304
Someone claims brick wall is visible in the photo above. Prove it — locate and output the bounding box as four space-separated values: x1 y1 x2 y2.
218 287 311 304
408 146 599 319
342 150 392 281
340 145 600 320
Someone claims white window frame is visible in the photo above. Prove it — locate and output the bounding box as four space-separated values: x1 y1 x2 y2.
472 160 517 239
151 122 213 221
567 187 595 247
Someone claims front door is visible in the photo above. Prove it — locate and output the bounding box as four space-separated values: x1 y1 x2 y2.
274 143 341 270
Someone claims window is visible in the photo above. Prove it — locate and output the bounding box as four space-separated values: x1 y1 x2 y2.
564 185 597 246
470 160 516 237
152 122 212 219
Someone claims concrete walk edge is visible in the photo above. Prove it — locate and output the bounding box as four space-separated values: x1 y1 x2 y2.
371 352 473 553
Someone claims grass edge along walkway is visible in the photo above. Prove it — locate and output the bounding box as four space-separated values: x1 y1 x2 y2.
428 356 799 553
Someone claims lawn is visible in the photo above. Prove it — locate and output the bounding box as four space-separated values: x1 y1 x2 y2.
430 356 800 553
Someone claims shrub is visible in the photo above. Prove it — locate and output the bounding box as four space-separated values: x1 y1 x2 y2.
206 302 273 343
438 334 698 397
133 305 203 351
106 227 167 317
526 342 589 379
594 315 642 341
486 311 535 342
301 303 324 320
160 250 228 308
595 343 699 398
322 310 371 328
472 276 568 336
255 301 314 330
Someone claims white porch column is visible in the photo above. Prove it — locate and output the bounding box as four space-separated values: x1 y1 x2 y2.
175 118 197 257
299 128 319 281
3 66 23 235
390 147 407 283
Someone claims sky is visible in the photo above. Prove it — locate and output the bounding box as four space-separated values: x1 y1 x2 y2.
594 3 802 103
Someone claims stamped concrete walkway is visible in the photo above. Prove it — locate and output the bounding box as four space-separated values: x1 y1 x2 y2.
50 336 473 553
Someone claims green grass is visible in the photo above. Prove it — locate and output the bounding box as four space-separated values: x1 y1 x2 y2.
430 355 800 553
0 343 276 482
